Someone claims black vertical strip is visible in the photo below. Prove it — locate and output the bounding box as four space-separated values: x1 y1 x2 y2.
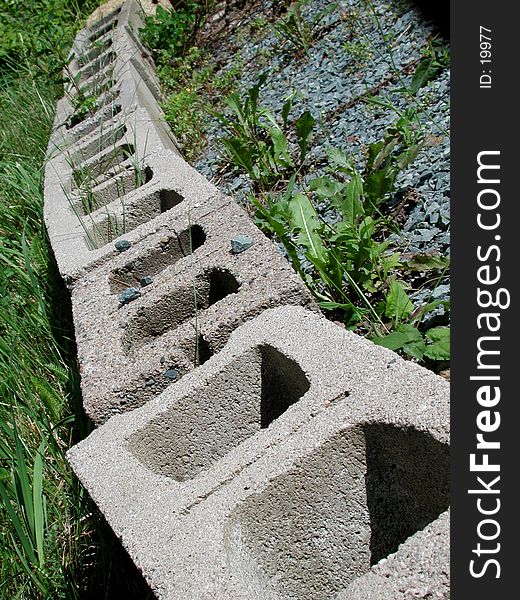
452 2 517 597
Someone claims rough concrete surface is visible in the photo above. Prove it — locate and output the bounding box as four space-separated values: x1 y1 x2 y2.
46 2 452 597
71 199 317 424
44 0 187 283
67 306 450 599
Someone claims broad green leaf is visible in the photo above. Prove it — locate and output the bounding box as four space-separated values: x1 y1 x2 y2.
289 193 325 261
372 324 424 360
424 326 450 360
385 279 414 320
397 142 423 171
222 138 254 174
339 172 364 224
325 146 351 169
295 110 315 162
281 94 294 127
382 252 402 271
358 216 376 241
309 176 345 201
372 328 414 350
401 253 450 272
364 168 394 207
372 137 398 171
402 336 426 360
269 126 294 168
409 58 441 95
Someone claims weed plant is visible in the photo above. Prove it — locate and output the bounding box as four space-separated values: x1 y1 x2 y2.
215 77 450 367
139 2 241 161
137 1 450 369
272 0 337 55
139 0 215 63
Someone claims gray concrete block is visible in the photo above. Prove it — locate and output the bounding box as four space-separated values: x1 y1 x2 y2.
44 104 201 283
71 200 317 424
62 29 163 130
66 0 146 83
67 306 450 599
46 1 195 283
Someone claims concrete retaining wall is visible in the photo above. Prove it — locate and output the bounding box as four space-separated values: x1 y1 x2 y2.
43 1 450 597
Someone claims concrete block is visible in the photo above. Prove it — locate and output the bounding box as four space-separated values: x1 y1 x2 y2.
62 28 163 128
67 306 450 599
44 102 201 283
46 0 196 283
71 200 317 424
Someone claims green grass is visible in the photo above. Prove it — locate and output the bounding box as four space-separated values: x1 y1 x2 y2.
0 3 154 598
0 74 97 598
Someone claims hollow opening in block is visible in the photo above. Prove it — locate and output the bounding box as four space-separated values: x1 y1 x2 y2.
79 38 113 67
128 344 310 481
260 345 310 428
89 5 121 34
82 182 187 249
73 143 135 189
224 423 450 599
70 123 126 165
160 189 183 212
68 65 115 101
66 101 121 134
121 267 239 353
75 164 153 216
79 51 116 82
88 20 117 43
109 224 206 292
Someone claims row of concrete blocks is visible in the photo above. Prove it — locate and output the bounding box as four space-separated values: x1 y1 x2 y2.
43 1 451 597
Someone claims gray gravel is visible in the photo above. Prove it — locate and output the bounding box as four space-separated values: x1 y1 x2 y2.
194 0 450 311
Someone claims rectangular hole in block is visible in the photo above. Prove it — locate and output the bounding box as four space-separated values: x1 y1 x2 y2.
79 51 116 82
73 143 134 189
67 89 119 129
78 38 113 67
83 182 185 249
121 267 239 353
68 65 114 100
75 165 153 216
70 124 126 165
65 102 122 133
224 424 449 600
88 6 121 35
88 20 117 43
127 344 310 481
109 224 206 292
160 189 183 212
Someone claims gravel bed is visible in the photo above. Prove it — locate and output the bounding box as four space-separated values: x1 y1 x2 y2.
193 0 450 309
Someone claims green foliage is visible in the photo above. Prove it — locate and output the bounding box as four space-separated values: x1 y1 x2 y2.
0 84 88 595
214 77 448 365
139 1 214 62
0 0 99 76
216 77 314 190
273 1 314 53
409 39 450 95
152 42 242 160
273 0 337 54
373 319 450 362
371 277 450 363
342 40 373 65
1 1 156 597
